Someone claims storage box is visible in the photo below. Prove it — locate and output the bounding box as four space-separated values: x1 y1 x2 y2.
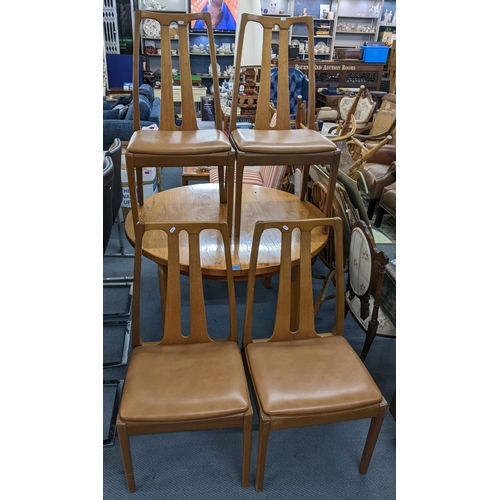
360 45 390 63
120 155 158 218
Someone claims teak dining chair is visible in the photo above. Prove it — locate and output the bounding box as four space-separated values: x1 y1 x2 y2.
242 218 387 491
229 14 340 236
116 221 253 493
126 11 235 232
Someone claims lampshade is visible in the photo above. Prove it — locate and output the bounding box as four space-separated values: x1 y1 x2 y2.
234 0 263 68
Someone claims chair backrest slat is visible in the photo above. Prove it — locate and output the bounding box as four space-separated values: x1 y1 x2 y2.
243 218 344 346
132 10 224 132
132 221 237 348
231 13 316 132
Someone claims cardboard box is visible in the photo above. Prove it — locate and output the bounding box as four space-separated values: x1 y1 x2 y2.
120 154 158 218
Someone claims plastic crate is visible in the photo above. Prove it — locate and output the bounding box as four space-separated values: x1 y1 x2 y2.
360 46 390 63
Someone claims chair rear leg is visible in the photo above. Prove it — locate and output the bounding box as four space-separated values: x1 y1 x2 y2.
374 206 386 227
358 399 388 474
234 162 245 237
314 269 335 315
116 418 136 492
241 410 253 488
226 161 234 235
359 330 377 362
255 417 271 492
217 165 227 203
367 199 377 220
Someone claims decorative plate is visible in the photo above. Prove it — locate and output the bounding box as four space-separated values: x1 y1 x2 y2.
315 41 327 48
143 19 160 38
208 63 221 76
290 39 300 47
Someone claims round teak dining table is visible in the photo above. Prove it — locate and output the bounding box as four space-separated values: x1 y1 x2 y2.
124 183 330 281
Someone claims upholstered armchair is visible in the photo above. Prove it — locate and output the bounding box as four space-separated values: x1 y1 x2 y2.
319 88 376 136
359 148 396 220
337 91 376 131
374 181 396 227
353 93 396 146
270 67 309 117
103 84 160 150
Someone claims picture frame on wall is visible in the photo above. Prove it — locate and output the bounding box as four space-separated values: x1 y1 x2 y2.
319 4 330 19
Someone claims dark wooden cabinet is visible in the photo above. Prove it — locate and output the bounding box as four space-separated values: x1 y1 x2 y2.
290 60 384 92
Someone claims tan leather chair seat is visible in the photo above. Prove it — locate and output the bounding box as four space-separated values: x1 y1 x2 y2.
128 129 232 155
231 128 337 154
120 342 250 422
246 336 382 417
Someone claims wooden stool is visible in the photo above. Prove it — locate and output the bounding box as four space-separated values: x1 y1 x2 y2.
181 167 211 185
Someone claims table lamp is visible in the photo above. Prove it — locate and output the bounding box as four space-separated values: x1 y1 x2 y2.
234 0 262 115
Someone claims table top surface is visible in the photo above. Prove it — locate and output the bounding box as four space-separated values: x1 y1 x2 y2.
125 183 329 280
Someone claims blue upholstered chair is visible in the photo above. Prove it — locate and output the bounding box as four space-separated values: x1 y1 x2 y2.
103 84 161 150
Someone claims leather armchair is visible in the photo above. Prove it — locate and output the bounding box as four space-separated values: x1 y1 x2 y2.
374 182 396 227
358 145 396 219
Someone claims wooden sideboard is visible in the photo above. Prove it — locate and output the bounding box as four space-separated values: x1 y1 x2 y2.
290 60 385 93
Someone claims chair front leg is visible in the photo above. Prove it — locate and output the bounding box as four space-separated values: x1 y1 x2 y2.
358 399 387 474
116 418 136 493
255 417 271 492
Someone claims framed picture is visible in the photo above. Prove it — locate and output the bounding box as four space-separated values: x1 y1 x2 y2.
320 4 330 19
